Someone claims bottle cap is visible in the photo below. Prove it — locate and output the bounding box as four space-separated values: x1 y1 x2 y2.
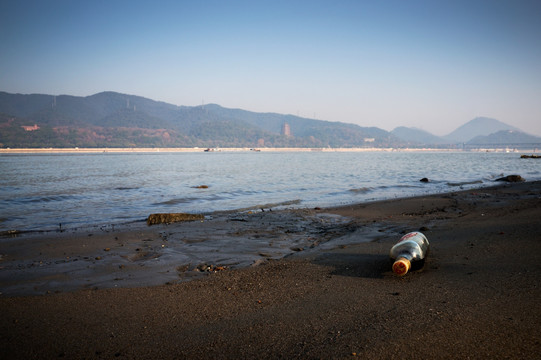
392 258 411 276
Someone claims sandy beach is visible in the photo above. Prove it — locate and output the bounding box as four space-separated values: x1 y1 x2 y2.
1 181 540 359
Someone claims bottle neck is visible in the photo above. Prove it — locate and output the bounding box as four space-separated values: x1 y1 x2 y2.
397 253 413 261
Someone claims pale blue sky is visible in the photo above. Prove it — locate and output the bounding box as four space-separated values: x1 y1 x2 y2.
1 0 540 135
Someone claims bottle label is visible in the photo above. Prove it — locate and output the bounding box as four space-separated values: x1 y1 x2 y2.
398 232 419 243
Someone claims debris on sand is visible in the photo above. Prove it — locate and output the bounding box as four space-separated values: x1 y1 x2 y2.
147 213 204 225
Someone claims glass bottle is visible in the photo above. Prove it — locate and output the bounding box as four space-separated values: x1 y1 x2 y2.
389 232 430 276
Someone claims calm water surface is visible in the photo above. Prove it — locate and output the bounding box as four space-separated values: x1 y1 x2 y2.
1 151 539 232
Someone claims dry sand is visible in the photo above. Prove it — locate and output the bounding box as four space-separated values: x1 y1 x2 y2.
1 181 540 359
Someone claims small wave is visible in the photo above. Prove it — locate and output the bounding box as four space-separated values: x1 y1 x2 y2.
349 187 373 194
235 199 302 212
153 197 199 205
447 180 483 187
9 194 79 204
379 184 420 189
154 193 227 206
227 189 271 197
486 173 505 180
0 186 21 193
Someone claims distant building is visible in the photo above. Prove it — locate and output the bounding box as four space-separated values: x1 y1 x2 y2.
21 124 40 131
364 138 375 143
281 122 291 136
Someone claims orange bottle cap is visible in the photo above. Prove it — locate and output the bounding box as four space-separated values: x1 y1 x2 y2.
392 258 411 276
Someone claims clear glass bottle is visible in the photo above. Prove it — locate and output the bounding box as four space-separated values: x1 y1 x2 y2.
389 232 430 276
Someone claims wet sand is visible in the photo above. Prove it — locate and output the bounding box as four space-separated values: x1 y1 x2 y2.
1 181 540 359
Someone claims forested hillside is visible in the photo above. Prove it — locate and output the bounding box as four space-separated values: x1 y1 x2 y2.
0 91 399 148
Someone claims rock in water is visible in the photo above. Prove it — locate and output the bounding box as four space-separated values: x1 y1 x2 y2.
495 175 525 182
147 213 204 225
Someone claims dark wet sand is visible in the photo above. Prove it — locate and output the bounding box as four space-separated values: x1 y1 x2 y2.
1 181 540 359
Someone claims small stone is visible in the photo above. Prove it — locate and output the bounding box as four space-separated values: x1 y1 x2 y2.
197 264 209 272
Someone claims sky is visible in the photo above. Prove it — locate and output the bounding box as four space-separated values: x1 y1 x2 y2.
1 0 540 136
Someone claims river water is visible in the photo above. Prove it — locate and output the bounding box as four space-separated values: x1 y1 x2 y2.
1 151 539 232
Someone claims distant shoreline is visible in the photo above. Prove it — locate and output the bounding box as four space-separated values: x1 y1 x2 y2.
0 147 535 154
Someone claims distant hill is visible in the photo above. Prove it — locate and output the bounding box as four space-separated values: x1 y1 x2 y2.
0 91 402 148
444 117 521 143
467 130 541 147
391 126 448 145
392 118 538 149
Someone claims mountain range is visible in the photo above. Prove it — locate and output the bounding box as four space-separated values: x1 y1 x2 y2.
0 91 539 149
390 117 541 148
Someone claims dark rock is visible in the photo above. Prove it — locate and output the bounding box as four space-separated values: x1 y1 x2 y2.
420 178 430 183
495 175 525 182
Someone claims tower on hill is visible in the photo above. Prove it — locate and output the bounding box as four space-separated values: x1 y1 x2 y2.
281 122 291 136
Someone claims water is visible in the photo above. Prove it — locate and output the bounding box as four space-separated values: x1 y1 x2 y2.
1 151 540 232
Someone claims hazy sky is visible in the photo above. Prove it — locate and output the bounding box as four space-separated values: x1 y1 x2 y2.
1 0 540 136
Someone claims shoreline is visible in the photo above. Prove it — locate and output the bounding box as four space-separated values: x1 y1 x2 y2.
0 181 537 295
1 147 537 154
1 181 540 358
